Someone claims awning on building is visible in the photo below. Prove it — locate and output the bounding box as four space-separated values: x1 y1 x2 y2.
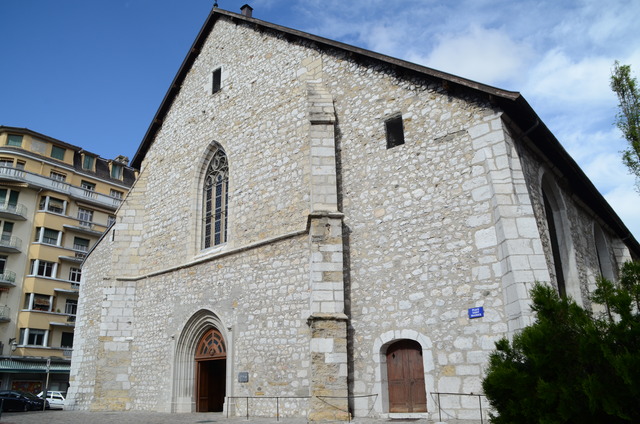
0 359 70 374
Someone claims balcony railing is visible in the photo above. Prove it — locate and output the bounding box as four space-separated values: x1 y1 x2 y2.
0 236 22 252
0 270 16 287
0 202 28 220
0 165 123 209
0 306 10 322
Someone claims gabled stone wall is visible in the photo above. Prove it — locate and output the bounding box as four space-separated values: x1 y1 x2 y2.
68 12 634 421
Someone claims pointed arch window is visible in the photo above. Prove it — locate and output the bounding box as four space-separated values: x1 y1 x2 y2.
203 147 229 248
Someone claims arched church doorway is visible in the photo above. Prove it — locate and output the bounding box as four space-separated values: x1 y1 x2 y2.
195 328 227 412
386 339 427 413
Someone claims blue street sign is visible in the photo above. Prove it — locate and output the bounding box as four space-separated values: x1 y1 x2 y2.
468 307 484 319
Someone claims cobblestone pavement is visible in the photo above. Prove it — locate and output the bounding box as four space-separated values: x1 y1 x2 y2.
0 410 485 424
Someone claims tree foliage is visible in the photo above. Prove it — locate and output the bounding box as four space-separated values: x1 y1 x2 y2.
610 62 640 193
482 262 640 423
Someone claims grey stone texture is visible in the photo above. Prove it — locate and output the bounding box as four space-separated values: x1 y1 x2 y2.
67 10 635 423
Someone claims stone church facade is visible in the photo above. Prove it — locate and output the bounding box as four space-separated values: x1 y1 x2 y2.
66 6 639 421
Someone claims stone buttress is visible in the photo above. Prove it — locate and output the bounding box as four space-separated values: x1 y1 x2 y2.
306 81 350 421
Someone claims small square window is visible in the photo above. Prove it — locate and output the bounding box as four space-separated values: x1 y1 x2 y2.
16 160 25 170
51 145 66 160
385 115 405 149
83 155 95 170
212 68 222 94
81 180 95 192
110 189 123 199
7 134 23 147
110 164 123 179
50 171 66 182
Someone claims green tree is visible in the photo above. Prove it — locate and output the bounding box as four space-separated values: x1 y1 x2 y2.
610 62 640 193
482 263 640 423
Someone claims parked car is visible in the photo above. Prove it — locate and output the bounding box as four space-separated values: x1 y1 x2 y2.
37 390 65 409
0 390 47 411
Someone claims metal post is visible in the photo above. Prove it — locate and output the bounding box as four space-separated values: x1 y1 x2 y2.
276 397 279 421
478 394 483 424
43 358 51 411
438 392 442 422
246 397 249 420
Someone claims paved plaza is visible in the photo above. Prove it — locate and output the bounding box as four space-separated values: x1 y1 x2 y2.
0 410 486 424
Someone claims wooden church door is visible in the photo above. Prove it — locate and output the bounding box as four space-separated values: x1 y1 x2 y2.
386 339 427 413
195 328 227 412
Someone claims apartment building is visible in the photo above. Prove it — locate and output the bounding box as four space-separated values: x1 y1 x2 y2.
0 126 135 393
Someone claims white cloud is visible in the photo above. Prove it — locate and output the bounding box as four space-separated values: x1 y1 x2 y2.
524 50 616 105
410 25 532 86
603 185 640 241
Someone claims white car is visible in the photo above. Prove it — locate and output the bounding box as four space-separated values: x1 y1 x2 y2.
37 391 65 409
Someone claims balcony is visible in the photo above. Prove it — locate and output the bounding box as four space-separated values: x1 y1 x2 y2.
0 306 10 322
0 271 17 288
0 202 27 221
0 165 122 210
62 223 103 237
58 251 86 264
0 236 22 253
54 283 80 296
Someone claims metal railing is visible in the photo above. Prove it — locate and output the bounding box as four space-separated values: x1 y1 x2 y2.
0 202 27 218
0 236 22 250
0 165 122 209
227 394 378 422
432 392 488 424
0 306 10 321
227 396 310 421
0 271 16 283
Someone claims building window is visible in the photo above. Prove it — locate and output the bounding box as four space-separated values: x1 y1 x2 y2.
110 163 123 179
77 208 93 227
212 68 222 94
15 160 25 170
203 146 229 248
594 224 615 281
39 195 65 214
69 267 82 282
6 134 23 147
1 221 14 243
81 180 95 191
35 227 61 246
28 293 52 311
50 171 66 182
0 255 6 275
65 299 77 316
20 328 48 346
0 189 19 208
107 215 116 227
110 189 123 199
385 115 405 148
51 145 66 160
73 237 89 252
82 155 95 170
0 157 13 168
31 260 56 277
61 332 74 348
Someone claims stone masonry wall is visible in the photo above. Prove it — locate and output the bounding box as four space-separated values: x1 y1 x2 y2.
515 126 633 308
69 12 635 421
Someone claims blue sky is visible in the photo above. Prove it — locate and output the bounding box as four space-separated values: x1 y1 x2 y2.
1 0 639 239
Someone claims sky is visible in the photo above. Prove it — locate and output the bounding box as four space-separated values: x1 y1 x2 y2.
1 0 639 240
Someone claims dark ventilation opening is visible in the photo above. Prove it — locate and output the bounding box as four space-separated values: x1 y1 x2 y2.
385 115 405 148
212 68 221 94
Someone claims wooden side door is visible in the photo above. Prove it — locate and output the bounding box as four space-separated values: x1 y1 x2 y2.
387 340 427 413
196 361 209 412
